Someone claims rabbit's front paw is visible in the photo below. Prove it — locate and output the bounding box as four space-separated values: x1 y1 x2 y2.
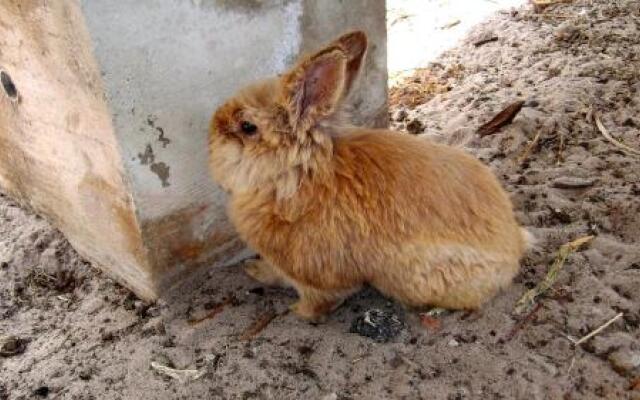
289 300 329 323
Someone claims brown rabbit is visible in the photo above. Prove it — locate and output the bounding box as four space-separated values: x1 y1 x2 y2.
208 31 531 321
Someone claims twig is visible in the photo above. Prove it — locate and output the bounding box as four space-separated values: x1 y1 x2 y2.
150 362 207 382
474 36 499 47
571 312 623 346
518 130 543 164
504 303 543 341
557 126 566 165
239 310 284 341
477 101 525 136
594 113 640 157
514 236 594 315
188 297 234 326
390 13 414 26
440 19 461 30
567 356 576 374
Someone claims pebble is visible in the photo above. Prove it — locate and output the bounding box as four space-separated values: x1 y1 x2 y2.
33 386 49 398
448 339 460 347
394 109 408 122
350 309 404 343
134 301 151 317
551 177 596 189
406 119 425 134
78 368 93 381
608 350 640 375
0 336 26 357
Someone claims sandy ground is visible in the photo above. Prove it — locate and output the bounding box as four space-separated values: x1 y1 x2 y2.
2 0 640 399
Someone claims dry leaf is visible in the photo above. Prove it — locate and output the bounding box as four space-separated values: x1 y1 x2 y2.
477 100 525 136
419 314 442 331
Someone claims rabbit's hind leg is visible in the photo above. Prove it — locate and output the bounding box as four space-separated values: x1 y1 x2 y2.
290 283 359 322
244 258 289 287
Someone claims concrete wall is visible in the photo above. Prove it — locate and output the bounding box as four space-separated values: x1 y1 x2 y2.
0 0 387 300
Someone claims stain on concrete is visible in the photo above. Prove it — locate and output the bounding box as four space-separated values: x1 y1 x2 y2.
137 143 170 187
137 144 154 165
204 0 266 11
156 126 171 148
150 161 170 187
1 70 18 99
140 203 240 278
146 114 171 148
196 0 294 12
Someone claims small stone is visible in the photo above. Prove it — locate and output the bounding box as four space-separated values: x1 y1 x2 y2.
122 293 137 310
78 368 93 381
0 335 26 357
406 119 425 134
248 287 265 296
134 301 151 317
321 394 338 400
394 109 408 122
34 386 49 397
146 304 162 317
549 207 571 224
350 309 404 343
447 339 460 347
608 350 640 375
551 177 596 189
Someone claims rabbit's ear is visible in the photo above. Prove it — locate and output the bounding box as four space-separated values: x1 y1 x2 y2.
332 31 368 96
281 48 348 131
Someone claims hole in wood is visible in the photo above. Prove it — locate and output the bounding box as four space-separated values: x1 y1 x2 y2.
1 70 18 99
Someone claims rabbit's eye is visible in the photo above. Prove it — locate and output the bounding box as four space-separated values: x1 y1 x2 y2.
240 121 258 135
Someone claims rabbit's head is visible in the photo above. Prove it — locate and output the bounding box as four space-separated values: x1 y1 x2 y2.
208 31 367 198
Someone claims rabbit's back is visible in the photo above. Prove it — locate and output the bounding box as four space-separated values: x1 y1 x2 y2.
332 129 525 254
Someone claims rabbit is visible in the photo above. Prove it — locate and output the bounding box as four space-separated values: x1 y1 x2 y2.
208 31 531 321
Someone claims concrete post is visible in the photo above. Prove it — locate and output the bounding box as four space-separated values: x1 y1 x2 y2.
0 0 387 300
